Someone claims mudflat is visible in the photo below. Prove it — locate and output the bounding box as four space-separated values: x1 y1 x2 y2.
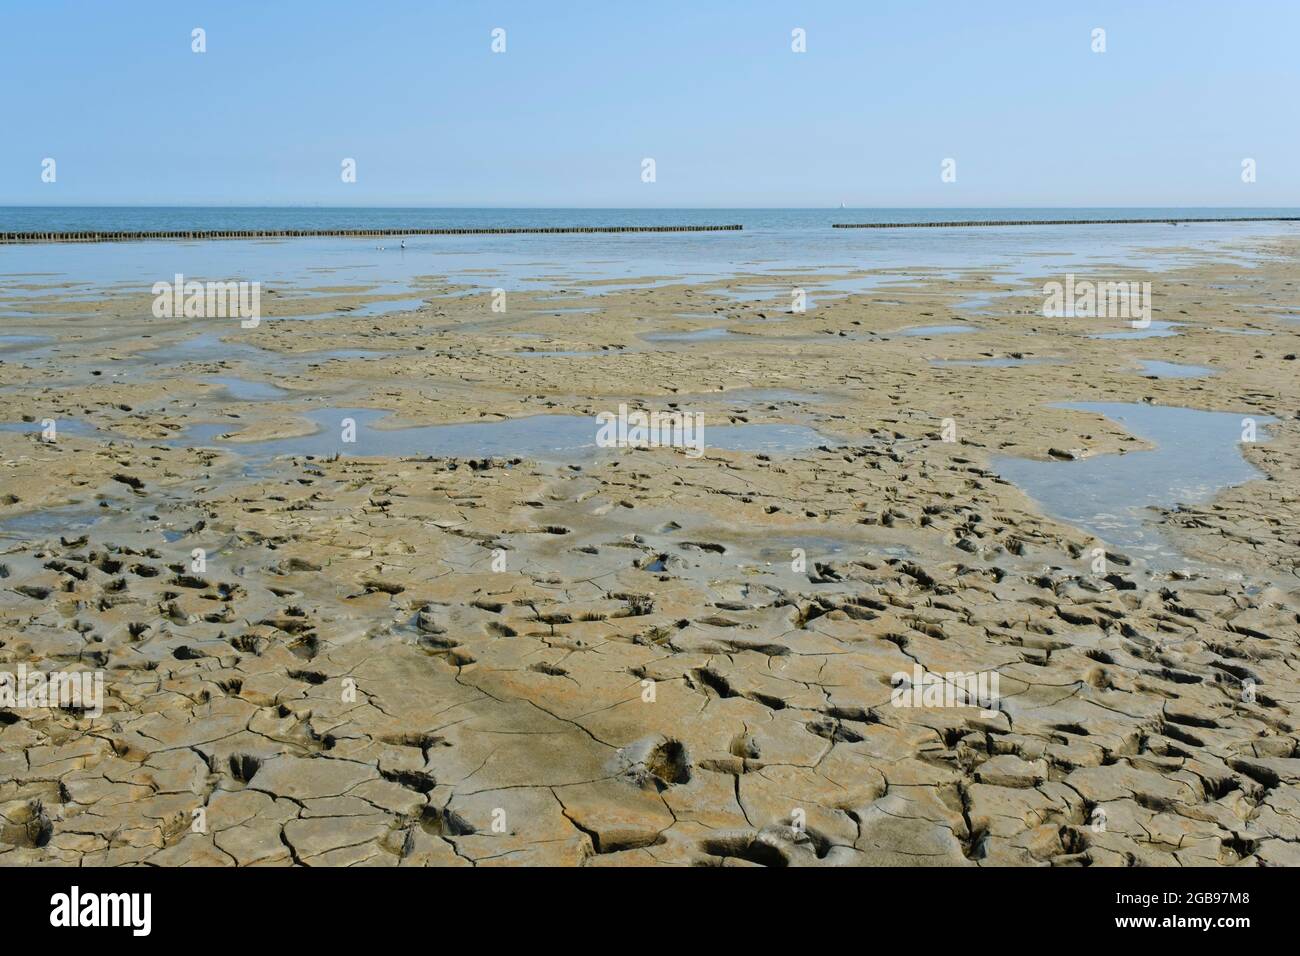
1 234 1298 866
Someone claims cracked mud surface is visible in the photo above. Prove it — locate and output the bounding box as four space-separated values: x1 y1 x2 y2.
2 236 1299 866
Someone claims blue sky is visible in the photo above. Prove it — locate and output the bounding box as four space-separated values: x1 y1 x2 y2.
2 0 1296 207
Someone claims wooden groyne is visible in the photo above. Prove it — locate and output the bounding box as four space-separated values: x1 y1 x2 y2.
0 224 744 244
833 217 1300 229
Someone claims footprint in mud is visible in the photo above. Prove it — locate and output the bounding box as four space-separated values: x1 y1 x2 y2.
380 733 450 761
380 768 437 794
287 669 328 685
419 805 476 837
679 540 726 554
0 800 53 849
528 661 569 677
700 823 834 867
620 737 692 791
228 754 263 785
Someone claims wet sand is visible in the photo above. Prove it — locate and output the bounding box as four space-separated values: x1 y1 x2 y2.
1 234 1298 866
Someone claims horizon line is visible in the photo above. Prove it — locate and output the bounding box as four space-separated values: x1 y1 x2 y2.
4 203 1300 211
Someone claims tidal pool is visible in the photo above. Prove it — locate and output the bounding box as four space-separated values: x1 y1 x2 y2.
707 286 787 303
0 418 101 439
142 332 394 366
896 324 976 337
142 332 270 364
643 328 736 343
293 296 428 320
0 334 53 351
931 357 1056 368
700 388 826 404
512 350 612 359
207 376 292 401
1134 360 1213 378
956 289 1022 314
1089 320 1181 340
183 408 836 462
993 402 1275 567
0 502 106 540
304 349 395 361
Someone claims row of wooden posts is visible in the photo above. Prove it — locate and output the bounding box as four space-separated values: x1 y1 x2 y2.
0 225 744 244
2 218 1297 243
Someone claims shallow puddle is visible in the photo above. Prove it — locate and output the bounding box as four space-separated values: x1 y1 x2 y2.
699 388 826 405
512 349 612 359
143 333 393 366
0 502 105 540
0 418 101 439
955 289 1021 314
294 296 428 320
207 376 293 401
707 286 786 303
183 407 835 462
931 357 1056 368
643 328 735 343
0 334 53 351
993 402 1275 566
304 348 395 361
1089 320 1181 340
896 324 976 337
143 332 270 364
1134 360 1213 378
752 536 913 564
